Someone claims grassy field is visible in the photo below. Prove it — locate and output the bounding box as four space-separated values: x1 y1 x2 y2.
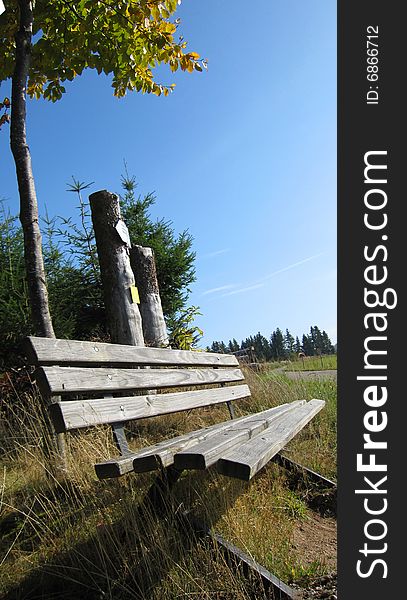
283 354 337 371
0 367 336 599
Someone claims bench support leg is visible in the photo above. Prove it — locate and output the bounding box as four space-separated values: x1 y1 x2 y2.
40 395 68 477
111 422 130 456
226 400 235 419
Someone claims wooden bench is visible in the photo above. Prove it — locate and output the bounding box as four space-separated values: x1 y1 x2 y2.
24 336 325 484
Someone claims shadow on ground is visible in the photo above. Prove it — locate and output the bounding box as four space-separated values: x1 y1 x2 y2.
3 469 274 600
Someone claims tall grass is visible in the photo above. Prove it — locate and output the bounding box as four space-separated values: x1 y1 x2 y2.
283 354 337 372
0 367 336 598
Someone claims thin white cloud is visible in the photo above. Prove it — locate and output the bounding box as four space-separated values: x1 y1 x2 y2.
219 253 324 298
222 283 265 297
202 284 237 296
201 253 325 301
258 252 325 283
203 248 231 259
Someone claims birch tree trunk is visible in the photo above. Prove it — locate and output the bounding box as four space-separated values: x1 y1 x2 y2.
10 0 55 338
130 245 170 348
10 1 66 472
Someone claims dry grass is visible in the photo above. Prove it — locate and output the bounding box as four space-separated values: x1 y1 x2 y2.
0 366 336 599
283 354 337 372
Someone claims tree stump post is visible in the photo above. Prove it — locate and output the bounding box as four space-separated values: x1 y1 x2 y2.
89 190 144 346
130 245 170 348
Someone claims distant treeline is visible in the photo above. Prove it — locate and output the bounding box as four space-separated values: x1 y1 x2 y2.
208 325 336 361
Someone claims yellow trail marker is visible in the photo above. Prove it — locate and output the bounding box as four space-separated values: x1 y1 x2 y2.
130 285 140 304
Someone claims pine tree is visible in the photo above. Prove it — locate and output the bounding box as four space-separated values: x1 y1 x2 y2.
294 336 302 354
211 341 228 353
310 325 324 355
302 333 313 356
241 337 253 351
211 341 221 353
249 332 270 362
270 328 286 360
228 338 240 353
219 341 228 353
284 328 295 357
321 330 335 354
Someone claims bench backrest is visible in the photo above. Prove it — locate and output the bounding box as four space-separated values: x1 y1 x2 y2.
25 337 251 436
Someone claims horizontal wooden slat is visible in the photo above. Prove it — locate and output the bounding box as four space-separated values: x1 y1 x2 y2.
173 400 306 470
25 336 238 367
216 399 325 481
49 384 251 432
94 403 294 478
95 412 256 478
37 365 244 397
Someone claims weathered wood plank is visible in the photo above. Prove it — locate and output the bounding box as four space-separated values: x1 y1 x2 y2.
49 385 251 432
89 190 145 346
37 365 244 397
95 412 256 478
25 336 238 367
95 404 294 478
217 399 325 481
173 400 306 470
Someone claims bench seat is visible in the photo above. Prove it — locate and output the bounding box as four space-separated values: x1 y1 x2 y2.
25 336 325 482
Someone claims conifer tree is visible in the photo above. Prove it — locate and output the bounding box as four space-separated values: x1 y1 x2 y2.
284 328 295 356
270 328 286 360
211 340 228 353
228 339 240 353
209 325 336 360
294 336 302 354
247 333 262 361
321 329 335 354
302 333 313 356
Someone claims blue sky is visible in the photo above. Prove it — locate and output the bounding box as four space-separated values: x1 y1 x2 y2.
1 0 336 348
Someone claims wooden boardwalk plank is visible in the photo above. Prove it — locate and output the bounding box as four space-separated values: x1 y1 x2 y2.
173 400 306 470
50 385 251 432
25 336 238 367
38 365 244 397
217 399 325 481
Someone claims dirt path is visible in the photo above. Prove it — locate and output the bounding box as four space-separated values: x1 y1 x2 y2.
292 513 337 571
291 512 337 599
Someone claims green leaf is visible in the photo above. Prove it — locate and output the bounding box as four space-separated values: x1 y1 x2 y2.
0 0 203 101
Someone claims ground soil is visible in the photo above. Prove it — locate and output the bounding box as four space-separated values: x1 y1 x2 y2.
291 512 337 599
292 513 337 570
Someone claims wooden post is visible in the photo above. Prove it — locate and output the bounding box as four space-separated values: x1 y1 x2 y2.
42 399 68 478
89 190 144 346
130 245 170 347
